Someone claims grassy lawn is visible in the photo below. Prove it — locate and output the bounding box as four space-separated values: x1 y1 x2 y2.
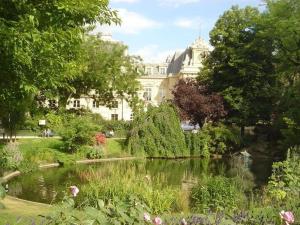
0 196 50 224
1 138 129 167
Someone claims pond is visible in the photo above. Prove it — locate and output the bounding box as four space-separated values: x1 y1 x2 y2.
7 157 273 204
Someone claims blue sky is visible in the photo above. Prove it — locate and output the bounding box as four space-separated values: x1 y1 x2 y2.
94 0 264 62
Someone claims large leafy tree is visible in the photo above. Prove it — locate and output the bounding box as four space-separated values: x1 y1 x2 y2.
56 35 141 109
262 0 300 148
200 6 276 135
0 0 119 138
172 79 227 127
263 0 300 85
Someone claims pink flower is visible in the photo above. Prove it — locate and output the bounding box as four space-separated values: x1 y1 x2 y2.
144 213 151 222
153 217 162 225
69 186 79 197
280 211 295 225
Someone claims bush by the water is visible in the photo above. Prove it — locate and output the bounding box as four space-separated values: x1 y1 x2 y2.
59 115 101 152
186 123 241 157
0 142 23 170
84 146 104 159
265 146 300 221
190 176 244 213
127 103 188 157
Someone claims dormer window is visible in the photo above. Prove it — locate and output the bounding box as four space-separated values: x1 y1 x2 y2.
146 68 152 75
160 68 166 74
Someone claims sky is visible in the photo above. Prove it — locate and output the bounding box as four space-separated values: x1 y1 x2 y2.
93 0 264 63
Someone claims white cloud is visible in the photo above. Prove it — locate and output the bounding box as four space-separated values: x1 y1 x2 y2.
158 0 200 7
132 45 183 63
110 0 139 3
93 8 161 35
174 17 201 29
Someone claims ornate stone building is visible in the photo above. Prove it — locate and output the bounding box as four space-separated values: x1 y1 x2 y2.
66 37 210 120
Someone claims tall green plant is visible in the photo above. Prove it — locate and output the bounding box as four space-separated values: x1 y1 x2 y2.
267 146 300 202
0 183 5 209
186 123 241 156
127 103 188 157
59 115 100 152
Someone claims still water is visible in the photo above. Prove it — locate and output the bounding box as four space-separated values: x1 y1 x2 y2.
7 157 273 204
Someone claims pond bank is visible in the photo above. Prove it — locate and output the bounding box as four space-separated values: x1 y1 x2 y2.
0 196 50 224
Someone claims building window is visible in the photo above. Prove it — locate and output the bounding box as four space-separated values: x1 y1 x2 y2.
93 100 99 108
111 114 118 121
73 100 80 108
159 89 165 99
130 113 134 120
146 68 152 75
112 101 118 109
143 88 152 101
160 67 166 74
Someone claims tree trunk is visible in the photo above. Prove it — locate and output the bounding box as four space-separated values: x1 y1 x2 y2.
9 127 13 142
241 125 245 137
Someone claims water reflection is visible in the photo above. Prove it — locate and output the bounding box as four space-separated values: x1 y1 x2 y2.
7 157 273 204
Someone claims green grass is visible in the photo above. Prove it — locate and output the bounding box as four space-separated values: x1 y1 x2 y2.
105 138 129 157
6 138 129 166
18 138 73 165
16 129 40 136
0 196 50 224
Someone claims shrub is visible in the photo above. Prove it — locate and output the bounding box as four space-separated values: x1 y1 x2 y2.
45 111 64 131
0 183 5 209
85 146 104 159
43 195 151 225
267 146 300 202
127 103 188 157
59 115 101 152
190 176 243 213
95 133 106 145
0 142 23 170
186 123 241 156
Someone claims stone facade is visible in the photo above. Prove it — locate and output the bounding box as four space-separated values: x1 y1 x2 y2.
67 37 210 120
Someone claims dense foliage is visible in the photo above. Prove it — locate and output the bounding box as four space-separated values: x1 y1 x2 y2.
172 79 227 126
190 176 244 213
127 103 188 157
199 6 276 135
79 166 183 214
59 115 101 152
185 123 241 156
0 142 23 170
267 146 300 203
56 36 140 109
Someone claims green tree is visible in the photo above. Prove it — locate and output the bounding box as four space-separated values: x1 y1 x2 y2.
263 0 300 85
56 35 141 109
0 0 119 139
262 0 300 149
127 103 188 157
200 6 276 136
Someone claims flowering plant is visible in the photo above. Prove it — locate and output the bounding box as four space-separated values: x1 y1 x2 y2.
69 185 79 197
280 211 295 225
95 133 106 145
